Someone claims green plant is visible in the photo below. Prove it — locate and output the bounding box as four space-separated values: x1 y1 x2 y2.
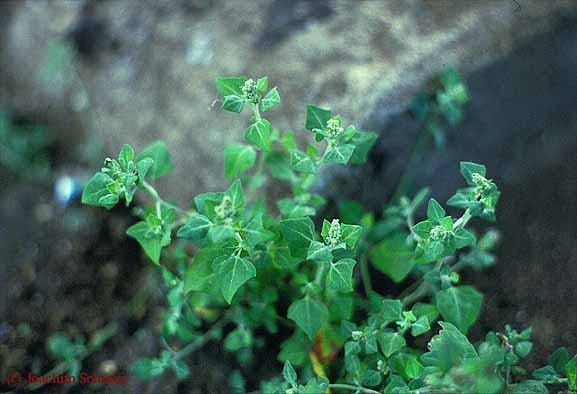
26 324 117 391
0 112 52 181
81 76 576 394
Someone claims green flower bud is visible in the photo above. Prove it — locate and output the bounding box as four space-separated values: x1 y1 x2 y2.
215 195 235 223
325 116 343 139
327 218 342 246
242 78 261 104
351 330 366 342
429 225 451 243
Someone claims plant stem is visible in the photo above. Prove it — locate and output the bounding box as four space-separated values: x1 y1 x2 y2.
390 125 431 203
251 103 262 121
401 281 430 307
26 361 70 391
142 180 191 218
173 314 229 361
407 210 423 242
314 261 328 287
328 383 382 394
26 324 118 391
453 208 471 230
359 255 373 297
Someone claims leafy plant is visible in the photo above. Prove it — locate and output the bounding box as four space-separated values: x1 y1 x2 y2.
82 76 575 394
26 324 117 391
0 112 52 181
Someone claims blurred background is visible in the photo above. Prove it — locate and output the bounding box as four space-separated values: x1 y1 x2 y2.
0 1 576 393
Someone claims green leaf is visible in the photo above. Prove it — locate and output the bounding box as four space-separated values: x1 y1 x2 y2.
510 380 548 394
118 144 135 167
257 77 268 92
326 258 356 292
242 214 273 248
136 157 154 180
225 179 245 209
47 334 78 360
460 161 486 185
245 119 272 151
172 359 190 379
412 303 439 323
290 150 317 174
222 95 245 113
208 224 235 243
287 297 328 340
349 131 377 165
361 369 382 387
427 198 445 223
424 240 445 261
131 358 166 380
337 200 365 224
412 220 433 239
224 327 252 351
215 255 256 304
305 105 331 131
369 233 415 283
261 87 281 112
566 355 577 391
82 172 118 210
216 77 246 97
279 332 311 366
382 299 403 322
224 144 256 179
194 192 224 216
515 341 533 358
266 152 296 182
184 247 219 293
340 224 362 250
269 242 301 269
454 227 476 249
177 215 212 243
280 217 316 259
411 316 431 336
548 347 570 374
323 144 355 164
533 366 558 383
283 361 297 386
137 141 174 179
127 221 170 264
405 357 424 379
307 241 332 263
436 286 483 334
421 321 478 373
378 332 406 357
304 378 329 394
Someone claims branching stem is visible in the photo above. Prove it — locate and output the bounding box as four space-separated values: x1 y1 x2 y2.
328 383 382 394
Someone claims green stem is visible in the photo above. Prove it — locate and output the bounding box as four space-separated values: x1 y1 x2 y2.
401 281 430 307
407 210 423 242
173 314 229 361
328 383 382 394
26 361 70 391
390 125 431 203
251 103 262 121
453 208 471 230
26 324 117 391
314 261 328 287
359 255 373 297
142 180 191 218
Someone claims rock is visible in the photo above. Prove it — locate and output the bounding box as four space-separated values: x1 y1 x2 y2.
1 0 576 204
